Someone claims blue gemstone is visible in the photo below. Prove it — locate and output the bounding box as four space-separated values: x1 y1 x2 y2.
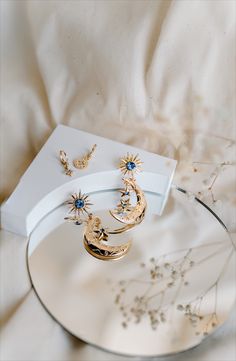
75 199 85 209
126 161 136 170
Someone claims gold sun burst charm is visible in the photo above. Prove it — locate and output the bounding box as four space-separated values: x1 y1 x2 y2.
119 153 143 176
67 191 92 217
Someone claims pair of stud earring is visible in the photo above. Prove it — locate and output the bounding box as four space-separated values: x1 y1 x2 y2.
59 144 97 176
64 153 147 261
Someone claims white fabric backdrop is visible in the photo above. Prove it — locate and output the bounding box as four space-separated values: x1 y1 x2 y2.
0 0 235 360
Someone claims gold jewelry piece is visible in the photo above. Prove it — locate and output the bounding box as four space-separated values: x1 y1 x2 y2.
73 144 97 169
84 215 131 261
119 153 143 176
65 191 92 218
110 153 147 226
65 191 132 261
59 150 73 176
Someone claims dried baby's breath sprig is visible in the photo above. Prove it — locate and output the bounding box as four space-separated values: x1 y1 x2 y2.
191 160 234 204
110 240 233 331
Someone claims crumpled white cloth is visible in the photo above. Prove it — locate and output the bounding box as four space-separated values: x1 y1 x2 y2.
0 0 235 360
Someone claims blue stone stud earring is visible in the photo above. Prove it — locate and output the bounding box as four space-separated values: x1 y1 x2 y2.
64 191 92 225
119 153 142 177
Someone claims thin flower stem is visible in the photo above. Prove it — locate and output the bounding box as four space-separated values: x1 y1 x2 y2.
188 248 234 304
208 173 219 190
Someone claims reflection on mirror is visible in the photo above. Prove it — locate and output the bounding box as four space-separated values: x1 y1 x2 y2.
27 188 236 357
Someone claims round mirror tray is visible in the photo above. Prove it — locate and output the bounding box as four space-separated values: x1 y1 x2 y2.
27 187 235 358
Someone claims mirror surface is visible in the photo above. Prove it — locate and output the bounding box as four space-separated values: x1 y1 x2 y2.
27 188 235 357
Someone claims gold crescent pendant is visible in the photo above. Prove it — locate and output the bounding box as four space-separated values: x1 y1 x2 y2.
109 178 147 225
83 215 132 261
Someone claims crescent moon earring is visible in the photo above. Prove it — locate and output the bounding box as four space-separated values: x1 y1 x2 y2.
64 191 132 261
109 153 147 226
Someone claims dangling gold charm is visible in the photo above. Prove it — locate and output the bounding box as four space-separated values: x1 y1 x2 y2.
59 150 73 176
110 177 147 225
73 144 97 169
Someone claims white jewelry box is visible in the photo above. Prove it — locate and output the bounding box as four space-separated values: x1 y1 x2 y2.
1 125 177 236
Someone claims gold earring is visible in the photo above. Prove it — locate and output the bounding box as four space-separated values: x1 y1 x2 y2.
64 191 132 261
109 153 147 226
59 150 73 176
73 144 97 169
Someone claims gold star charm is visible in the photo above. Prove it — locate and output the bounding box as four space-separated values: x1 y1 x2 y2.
94 227 109 242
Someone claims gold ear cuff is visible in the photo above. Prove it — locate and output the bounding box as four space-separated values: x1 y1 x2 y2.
64 191 132 261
